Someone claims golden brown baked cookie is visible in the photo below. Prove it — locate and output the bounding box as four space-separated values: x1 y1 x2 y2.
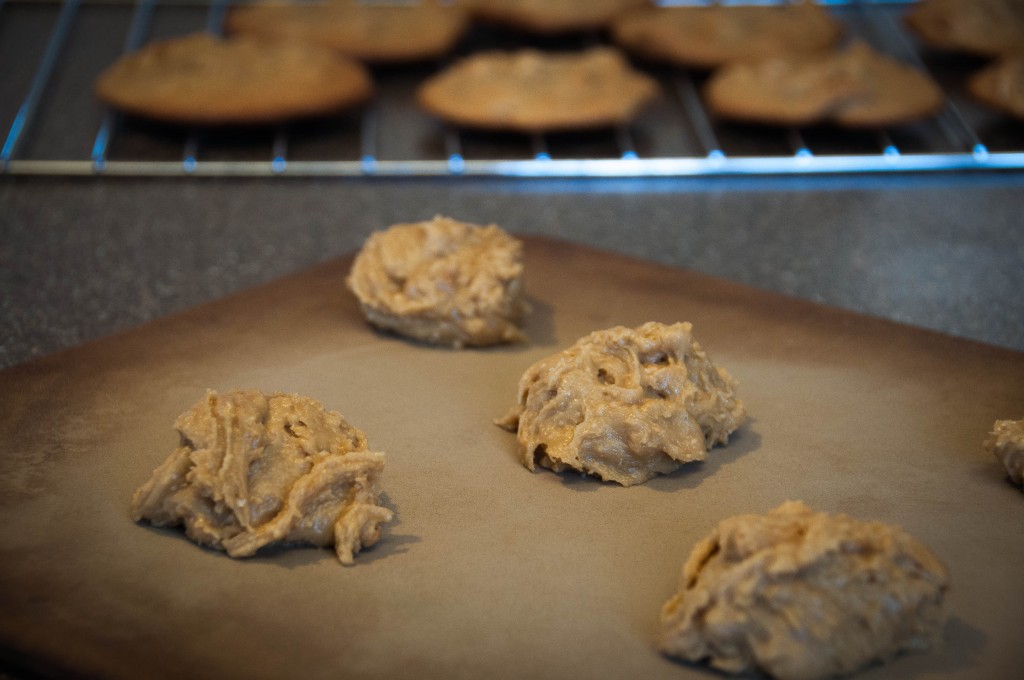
705 41 944 128
347 216 527 348
610 1 843 69
984 417 1024 488
496 321 745 486
416 47 659 133
132 389 393 566
224 0 470 64
905 0 1024 58
470 0 649 35
660 501 951 680
94 32 373 125
969 56 1024 120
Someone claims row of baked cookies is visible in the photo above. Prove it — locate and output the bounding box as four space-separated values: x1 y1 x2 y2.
94 1 1021 133
93 4 659 130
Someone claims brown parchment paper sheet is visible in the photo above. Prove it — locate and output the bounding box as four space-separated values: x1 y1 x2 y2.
0 236 1021 680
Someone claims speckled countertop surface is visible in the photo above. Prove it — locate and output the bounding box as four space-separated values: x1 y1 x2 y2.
2 172 1022 370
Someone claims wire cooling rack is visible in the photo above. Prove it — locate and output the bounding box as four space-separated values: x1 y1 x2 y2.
1 0 1022 177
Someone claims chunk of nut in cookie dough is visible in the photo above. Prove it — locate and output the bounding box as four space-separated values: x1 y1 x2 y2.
985 417 1024 488
347 215 528 348
660 501 951 680
131 389 393 565
496 321 746 486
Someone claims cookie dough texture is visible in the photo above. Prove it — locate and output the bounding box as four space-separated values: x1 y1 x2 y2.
969 56 1024 120
416 47 659 133
705 41 944 128
225 0 470 64
497 322 745 486
131 389 392 565
611 1 843 69
470 0 648 35
660 501 951 680
905 0 1024 58
984 417 1024 488
94 33 373 124
347 216 527 348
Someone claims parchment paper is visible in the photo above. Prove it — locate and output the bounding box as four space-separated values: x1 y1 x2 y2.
0 236 1021 680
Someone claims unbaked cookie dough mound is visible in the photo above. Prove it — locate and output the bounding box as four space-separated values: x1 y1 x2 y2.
131 389 393 565
347 216 527 348
496 321 745 486
984 417 1024 488
660 501 951 680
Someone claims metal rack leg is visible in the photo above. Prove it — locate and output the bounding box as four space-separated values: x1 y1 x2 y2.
531 133 550 161
272 125 288 174
360 103 379 173
673 73 725 159
444 127 464 173
616 125 638 160
787 128 813 158
1 0 81 171
90 0 158 172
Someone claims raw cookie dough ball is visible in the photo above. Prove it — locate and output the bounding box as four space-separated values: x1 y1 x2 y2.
132 389 392 565
660 501 951 680
496 321 745 486
347 216 527 348
984 417 1024 488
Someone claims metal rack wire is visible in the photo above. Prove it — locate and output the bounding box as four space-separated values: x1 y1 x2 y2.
1 0 1022 177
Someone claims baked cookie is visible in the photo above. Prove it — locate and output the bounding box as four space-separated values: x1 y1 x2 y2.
132 389 393 565
469 0 649 35
984 417 1024 488
705 41 944 128
969 56 1024 120
224 0 470 64
416 47 659 133
660 501 950 680
905 0 1024 59
610 1 843 70
496 322 745 486
347 216 527 348
94 32 373 125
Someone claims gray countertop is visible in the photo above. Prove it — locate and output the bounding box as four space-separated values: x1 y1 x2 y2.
2 172 1022 370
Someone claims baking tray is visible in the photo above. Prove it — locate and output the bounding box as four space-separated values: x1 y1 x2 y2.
1 0 1023 177
0 236 1021 679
